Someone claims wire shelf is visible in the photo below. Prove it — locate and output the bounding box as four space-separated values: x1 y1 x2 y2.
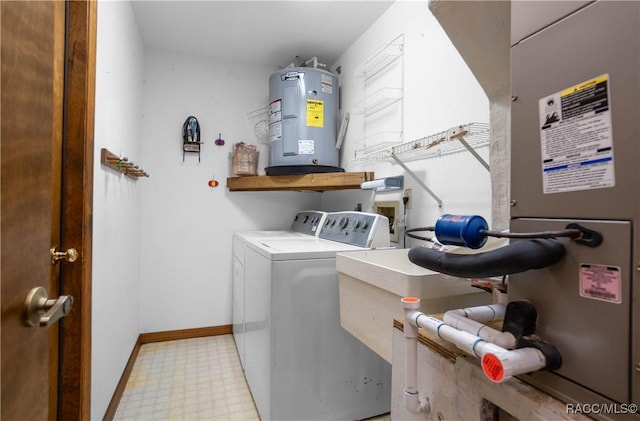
352 122 490 163
393 122 490 162
247 106 269 144
350 132 402 164
356 88 403 117
357 34 404 80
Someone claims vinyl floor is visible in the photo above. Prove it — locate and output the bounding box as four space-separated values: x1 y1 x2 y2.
113 334 392 421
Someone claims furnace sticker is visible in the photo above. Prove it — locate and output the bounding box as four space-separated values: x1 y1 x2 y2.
538 74 615 194
306 99 324 128
579 263 621 304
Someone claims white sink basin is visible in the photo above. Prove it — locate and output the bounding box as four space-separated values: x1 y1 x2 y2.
337 248 490 362
337 248 483 298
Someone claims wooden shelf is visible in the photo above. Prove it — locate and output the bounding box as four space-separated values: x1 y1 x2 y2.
226 172 374 192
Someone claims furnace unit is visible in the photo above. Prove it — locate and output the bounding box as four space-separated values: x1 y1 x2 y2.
508 0 640 412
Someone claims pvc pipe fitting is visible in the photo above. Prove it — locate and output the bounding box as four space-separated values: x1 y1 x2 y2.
443 305 516 349
481 347 546 383
403 298 550 385
404 389 431 415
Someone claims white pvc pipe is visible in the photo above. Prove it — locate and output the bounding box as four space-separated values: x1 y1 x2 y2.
481 348 546 383
443 304 516 349
304 56 327 69
401 297 431 414
403 297 547 385
449 304 506 322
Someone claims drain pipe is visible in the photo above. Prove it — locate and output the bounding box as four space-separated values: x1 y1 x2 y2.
401 297 431 414
443 304 517 349
402 297 549 386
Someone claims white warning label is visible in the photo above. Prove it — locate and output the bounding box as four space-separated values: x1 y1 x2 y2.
321 74 333 94
298 139 315 155
579 263 621 304
538 74 615 194
268 99 282 143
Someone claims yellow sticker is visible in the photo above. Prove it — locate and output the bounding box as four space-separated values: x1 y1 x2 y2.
560 74 608 97
306 99 323 127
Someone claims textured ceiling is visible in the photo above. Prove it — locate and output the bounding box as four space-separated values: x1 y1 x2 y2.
131 1 395 68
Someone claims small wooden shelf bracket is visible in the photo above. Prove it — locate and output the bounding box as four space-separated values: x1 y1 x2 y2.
100 148 150 179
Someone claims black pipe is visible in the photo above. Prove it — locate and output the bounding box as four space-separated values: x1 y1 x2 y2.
407 239 566 279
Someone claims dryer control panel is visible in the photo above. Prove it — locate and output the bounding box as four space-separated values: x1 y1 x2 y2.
320 211 390 248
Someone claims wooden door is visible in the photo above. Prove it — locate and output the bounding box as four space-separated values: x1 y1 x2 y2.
2 1 65 418
1 1 95 420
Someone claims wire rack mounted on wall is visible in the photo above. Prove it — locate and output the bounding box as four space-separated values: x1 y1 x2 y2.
352 122 490 165
247 106 269 144
393 122 490 165
100 148 149 179
350 122 490 208
357 33 404 80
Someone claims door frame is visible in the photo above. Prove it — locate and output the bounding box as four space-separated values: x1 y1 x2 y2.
58 1 96 419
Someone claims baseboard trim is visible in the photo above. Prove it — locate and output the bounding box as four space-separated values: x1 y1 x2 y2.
102 335 142 421
102 324 232 420
139 324 232 344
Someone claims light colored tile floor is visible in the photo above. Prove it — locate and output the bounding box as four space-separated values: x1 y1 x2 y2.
114 335 259 421
114 334 392 421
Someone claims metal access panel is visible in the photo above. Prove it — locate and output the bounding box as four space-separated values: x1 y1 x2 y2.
511 1 639 222
510 0 640 410
510 218 631 404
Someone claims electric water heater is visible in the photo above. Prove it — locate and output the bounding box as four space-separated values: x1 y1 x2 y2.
266 67 343 176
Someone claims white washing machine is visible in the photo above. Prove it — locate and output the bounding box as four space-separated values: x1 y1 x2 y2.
240 211 392 421
233 211 328 367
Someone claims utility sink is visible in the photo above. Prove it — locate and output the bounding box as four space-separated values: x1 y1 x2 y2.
337 248 490 362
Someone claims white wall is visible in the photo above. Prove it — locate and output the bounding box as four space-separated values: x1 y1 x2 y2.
138 49 321 333
92 1 144 419
325 0 491 246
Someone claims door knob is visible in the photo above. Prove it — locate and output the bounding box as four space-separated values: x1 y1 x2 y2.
23 286 74 327
50 247 78 264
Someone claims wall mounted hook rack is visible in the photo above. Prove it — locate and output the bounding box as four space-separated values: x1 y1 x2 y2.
100 148 149 179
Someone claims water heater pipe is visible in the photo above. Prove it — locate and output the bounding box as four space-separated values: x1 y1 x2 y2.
443 304 517 349
304 56 326 69
402 297 547 392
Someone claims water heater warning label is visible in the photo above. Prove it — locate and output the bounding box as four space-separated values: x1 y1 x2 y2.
321 74 333 94
268 99 282 143
306 100 324 127
538 74 615 194
579 263 621 304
